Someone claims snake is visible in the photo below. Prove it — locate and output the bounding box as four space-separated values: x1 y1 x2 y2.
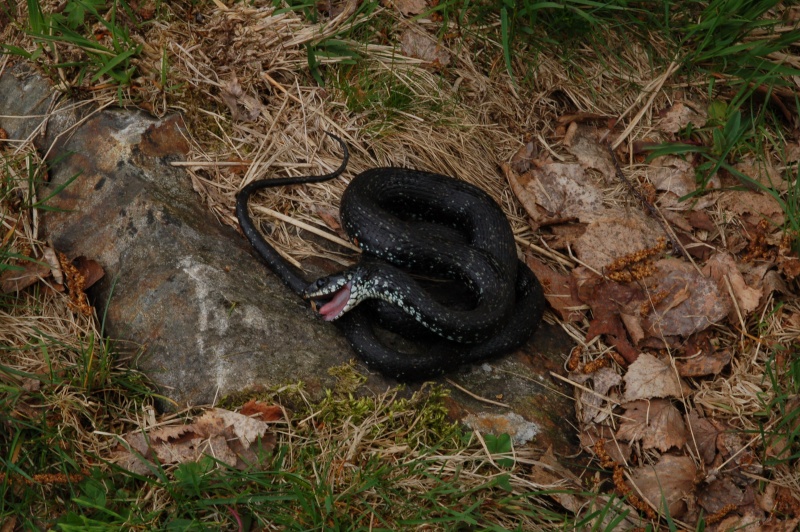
236 133 545 380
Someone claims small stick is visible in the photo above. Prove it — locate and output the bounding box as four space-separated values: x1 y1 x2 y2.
445 378 511 408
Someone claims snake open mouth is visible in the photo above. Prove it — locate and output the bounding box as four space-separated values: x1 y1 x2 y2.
316 281 352 321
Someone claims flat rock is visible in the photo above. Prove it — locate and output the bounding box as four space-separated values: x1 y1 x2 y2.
0 62 578 455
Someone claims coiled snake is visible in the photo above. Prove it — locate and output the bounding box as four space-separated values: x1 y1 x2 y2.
236 134 545 380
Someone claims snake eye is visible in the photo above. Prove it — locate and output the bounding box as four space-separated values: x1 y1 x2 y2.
314 278 326 289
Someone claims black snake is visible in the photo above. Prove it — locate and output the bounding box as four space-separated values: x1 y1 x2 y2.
236 133 545 380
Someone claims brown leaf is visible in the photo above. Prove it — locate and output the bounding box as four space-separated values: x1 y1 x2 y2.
392 0 426 16
648 155 697 198
220 78 263 122
627 454 697 518
572 367 621 424
399 29 450 66
675 349 731 378
573 212 663 272
583 280 643 364
640 259 730 340
525 256 584 322
579 425 631 465
502 160 606 228
565 126 615 178
240 400 283 422
623 353 682 401
697 478 745 515
509 140 537 174
657 102 707 134
1 260 50 293
703 252 762 320
616 399 687 452
73 256 105 290
718 189 785 227
686 410 719 465
735 156 786 191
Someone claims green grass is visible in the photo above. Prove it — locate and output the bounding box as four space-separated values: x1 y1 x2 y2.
2 0 143 95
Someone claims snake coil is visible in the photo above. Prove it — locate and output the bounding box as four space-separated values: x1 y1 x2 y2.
236 133 545 380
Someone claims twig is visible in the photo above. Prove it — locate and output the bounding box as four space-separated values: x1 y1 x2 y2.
445 378 511 408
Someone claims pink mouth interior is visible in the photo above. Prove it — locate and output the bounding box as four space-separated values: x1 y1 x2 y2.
318 282 352 321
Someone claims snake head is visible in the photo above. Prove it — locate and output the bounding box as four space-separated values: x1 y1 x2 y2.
305 262 383 320
304 271 359 321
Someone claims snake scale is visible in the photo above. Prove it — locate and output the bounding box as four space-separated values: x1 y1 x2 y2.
236 133 545 380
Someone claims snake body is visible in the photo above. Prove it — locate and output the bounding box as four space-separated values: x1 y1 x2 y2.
236 134 545 380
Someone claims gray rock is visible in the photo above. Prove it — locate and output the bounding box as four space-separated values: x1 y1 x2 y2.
0 62 578 454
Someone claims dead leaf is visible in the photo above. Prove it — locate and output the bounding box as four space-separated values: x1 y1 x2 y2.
502 160 606 228
686 411 720 465
703 252 762 319
565 126 616 178
42 247 62 284
113 408 275 474
393 0 426 16
640 259 729 340
220 78 263 122
240 400 283 422
623 353 682 402
657 102 707 134
1 260 50 293
509 140 537 174
582 279 644 364
572 367 621 424
649 156 697 198
579 425 631 465
525 256 584 322
698 478 745 514
627 454 697 518
735 156 786 192
718 189 785 227
675 349 731 378
616 399 687 452
573 212 663 272
399 29 450 66
73 256 105 290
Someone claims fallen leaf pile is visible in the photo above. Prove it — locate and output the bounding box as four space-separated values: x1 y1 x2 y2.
112 400 281 474
508 107 800 528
